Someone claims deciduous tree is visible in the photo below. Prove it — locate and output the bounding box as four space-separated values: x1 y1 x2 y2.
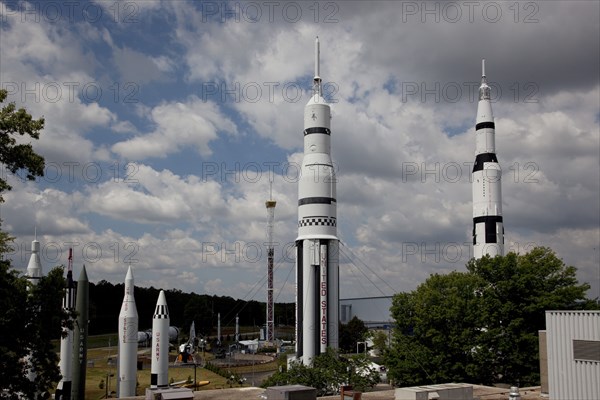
386 247 596 387
0 88 45 202
0 262 73 399
261 348 380 395
339 316 369 353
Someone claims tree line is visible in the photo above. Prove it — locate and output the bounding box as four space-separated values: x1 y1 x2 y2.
88 279 296 337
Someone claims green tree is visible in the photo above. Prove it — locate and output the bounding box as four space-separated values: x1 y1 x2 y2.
371 330 389 356
385 247 595 388
183 295 213 336
0 88 45 202
386 272 486 386
0 262 74 399
339 316 369 353
261 348 379 395
465 247 596 385
0 88 62 399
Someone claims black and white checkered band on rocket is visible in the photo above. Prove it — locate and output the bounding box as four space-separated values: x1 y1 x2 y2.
153 305 169 318
298 217 337 227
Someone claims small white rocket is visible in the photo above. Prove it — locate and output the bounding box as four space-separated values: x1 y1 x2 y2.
151 290 169 388
26 236 42 284
296 37 340 365
56 248 75 399
118 266 139 397
25 236 43 392
472 59 504 259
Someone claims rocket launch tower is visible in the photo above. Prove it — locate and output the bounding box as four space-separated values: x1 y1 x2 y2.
296 37 339 365
266 189 276 343
472 60 504 259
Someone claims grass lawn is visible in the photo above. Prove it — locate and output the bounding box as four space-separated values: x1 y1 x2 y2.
81 346 278 398
52 333 281 397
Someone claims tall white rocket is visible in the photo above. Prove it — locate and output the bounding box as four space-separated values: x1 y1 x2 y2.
296 36 340 365
25 235 43 391
56 248 75 400
472 59 504 258
151 290 169 388
118 266 138 397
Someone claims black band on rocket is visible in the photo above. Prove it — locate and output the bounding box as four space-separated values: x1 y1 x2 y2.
472 153 499 172
476 121 495 131
473 215 503 224
298 197 336 206
473 216 503 245
304 127 331 135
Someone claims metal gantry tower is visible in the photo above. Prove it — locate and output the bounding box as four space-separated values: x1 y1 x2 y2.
266 183 276 343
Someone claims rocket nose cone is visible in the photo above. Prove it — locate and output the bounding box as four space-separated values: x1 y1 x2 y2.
154 290 169 318
125 265 134 281
79 265 88 282
156 290 168 306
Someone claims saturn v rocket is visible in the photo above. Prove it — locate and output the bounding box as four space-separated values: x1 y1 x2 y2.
472 60 504 259
296 37 339 365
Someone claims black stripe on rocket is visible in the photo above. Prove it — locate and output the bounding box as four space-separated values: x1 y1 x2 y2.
296 241 303 358
472 215 504 245
472 153 499 172
476 121 495 131
153 305 169 318
304 127 331 135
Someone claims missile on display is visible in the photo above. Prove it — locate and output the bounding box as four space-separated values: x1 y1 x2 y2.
296 36 340 365
472 59 504 259
55 248 75 400
151 290 169 389
71 265 89 400
26 236 43 284
117 266 139 397
25 236 43 394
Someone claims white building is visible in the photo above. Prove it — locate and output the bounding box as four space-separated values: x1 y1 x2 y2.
545 310 600 400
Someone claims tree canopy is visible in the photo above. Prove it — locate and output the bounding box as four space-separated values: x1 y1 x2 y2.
385 247 596 388
0 88 45 202
0 261 74 399
0 88 61 399
339 316 369 353
261 348 380 395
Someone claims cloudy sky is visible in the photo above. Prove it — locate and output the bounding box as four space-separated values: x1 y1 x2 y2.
1 0 598 306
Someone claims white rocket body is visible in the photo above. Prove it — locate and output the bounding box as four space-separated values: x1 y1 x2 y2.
118 266 139 397
296 37 340 365
151 290 169 388
25 239 43 391
57 328 74 398
472 60 504 259
56 260 75 399
26 239 42 283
